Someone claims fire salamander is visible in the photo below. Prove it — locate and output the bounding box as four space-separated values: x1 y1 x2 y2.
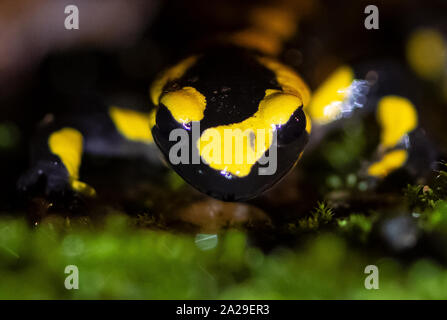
18 1 439 201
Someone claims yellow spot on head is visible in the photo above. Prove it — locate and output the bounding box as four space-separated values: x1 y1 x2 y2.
367 149 408 178
258 57 311 107
109 106 153 143
198 90 303 177
258 90 303 124
199 126 272 177
377 95 418 148
406 28 447 80
150 56 197 106
160 86 207 124
308 66 354 124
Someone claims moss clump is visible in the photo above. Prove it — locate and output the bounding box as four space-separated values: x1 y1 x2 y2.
405 184 438 211
405 163 447 211
403 164 447 233
337 213 378 243
288 201 334 231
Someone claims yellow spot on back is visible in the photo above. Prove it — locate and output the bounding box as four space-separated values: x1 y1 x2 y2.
227 4 304 56
259 90 302 123
49 128 83 179
198 90 303 177
70 180 96 197
307 66 354 124
109 106 153 143
160 87 207 124
367 149 408 178
150 56 197 106
377 96 418 148
49 128 96 196
406 28 447 80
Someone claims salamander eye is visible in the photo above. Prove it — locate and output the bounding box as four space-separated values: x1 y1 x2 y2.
276 106 307 146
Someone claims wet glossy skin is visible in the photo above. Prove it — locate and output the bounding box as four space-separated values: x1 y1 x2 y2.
18 2 438 203
151 47 309 201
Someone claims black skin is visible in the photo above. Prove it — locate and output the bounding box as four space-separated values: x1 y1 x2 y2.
152 47 309 201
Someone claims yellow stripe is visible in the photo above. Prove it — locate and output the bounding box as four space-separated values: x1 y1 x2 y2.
150 56 198 106
109 106 154 143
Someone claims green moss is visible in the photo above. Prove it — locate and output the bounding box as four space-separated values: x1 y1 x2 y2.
0 122 20 149
1 160 446 299
322 121 366 170
295 201 334 231
405 163 447 211
1 214 447 299
405 184 438 211
404 163 447 233
134 213 165 229
337 213 377 243
418 200 447 232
